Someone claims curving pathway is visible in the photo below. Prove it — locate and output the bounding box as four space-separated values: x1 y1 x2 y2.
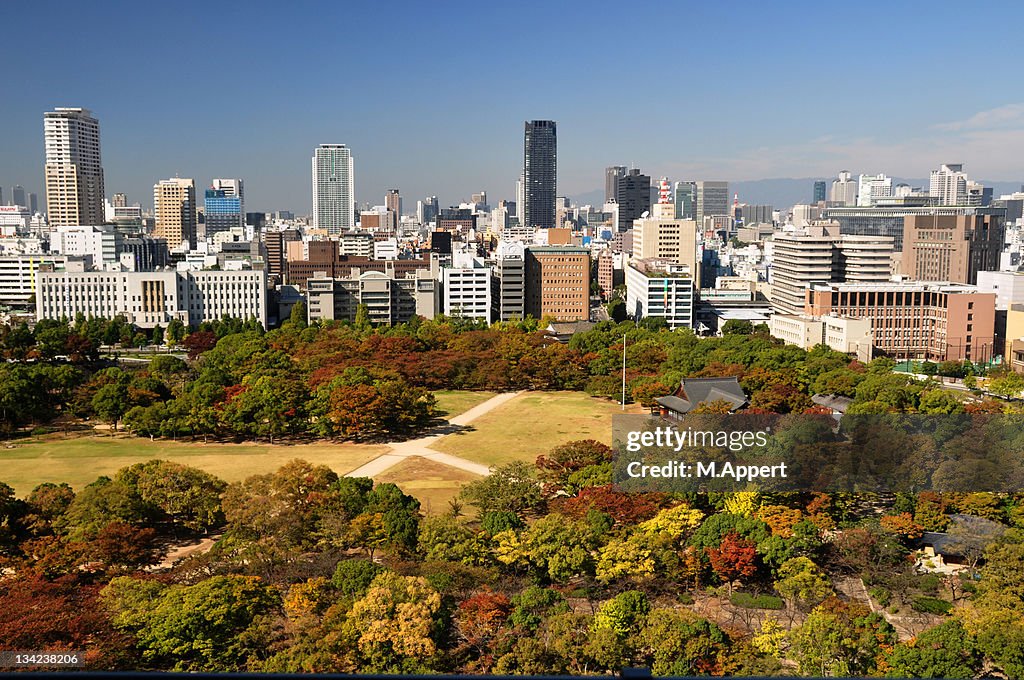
344 391 522 478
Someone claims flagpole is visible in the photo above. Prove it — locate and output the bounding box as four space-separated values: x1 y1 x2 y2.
621 333 627 410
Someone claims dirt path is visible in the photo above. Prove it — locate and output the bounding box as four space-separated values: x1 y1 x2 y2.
151 533 222 570
345 391 522 478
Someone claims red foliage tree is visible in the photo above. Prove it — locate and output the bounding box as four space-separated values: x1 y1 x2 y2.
456 589 512 668
182 330 217 359
706 532 757 593
552 484 663 525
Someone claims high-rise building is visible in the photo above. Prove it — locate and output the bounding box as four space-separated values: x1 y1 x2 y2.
28 193 38 214
204 179 244 236
829 170 858 206
625 258 695 329
442 252 492 320
417 196 439 225
43 107 105 226
821 204 1006 252
695 181 729 225
111 192 127 208
471 191 488 210
605 166 627 203
524 245 589 321
901 214 1004 285
153 178 197 250
813 181 827 203
523 120 557 229
674 181 695 220
491 240 525 322
857 174 893 207
10 185 26 208
616 169 651 232
385 189 402 218
632 202 701 288
312 144 355 234
930 164 968 205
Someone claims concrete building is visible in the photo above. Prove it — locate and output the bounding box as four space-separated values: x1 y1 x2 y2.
805 281 996 362
35 269 267 329
0 254 77 306
769 225 893 314
122 235 169 272
625 258 695 329
695 181 729 225
813 181 827 203
930 164 968 205
1005 304 1024 372
605 166 626 203
523 120 557 229
43 107 105 227
857 173 893 206
597 248 616 299
829 170 858 206
525 245 589 321
442 253 491 320
631 202 701 288
821 204 1005 252
306 264 438 325
900 214 1003 284
338 231 375 257
417 196 439 225
769 314 873 362
312 144 355 234
976 271 1024 310
153 178 197 250
204 179 244 236
491 240 525 322
674 181 696 220
0 206 32 233
48 225 122 266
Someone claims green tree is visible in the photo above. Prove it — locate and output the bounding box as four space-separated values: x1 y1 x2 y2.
789 597 895 677
289 301 308 329
166 318 186 345
116 460 227 533
91 382 131 430
774 556 833 611
885 620 979 679
460 461 544 515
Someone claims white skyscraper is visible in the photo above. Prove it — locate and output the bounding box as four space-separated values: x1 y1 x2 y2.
829 170 858 206
930 164 968 205
312 144 354 234
44 107 105 226
856 173 893 206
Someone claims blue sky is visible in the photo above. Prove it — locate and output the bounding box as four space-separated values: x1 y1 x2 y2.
3 0 1024 212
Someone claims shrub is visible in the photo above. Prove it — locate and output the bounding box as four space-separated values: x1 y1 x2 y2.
911 596 952 615
918 573 942 595
730 592 784 610
869 586 892 607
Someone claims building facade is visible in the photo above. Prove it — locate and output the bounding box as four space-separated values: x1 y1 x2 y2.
631 202 701 289
625 258 694 329
43 107 105 227
616 169 651 232
153 178 197 250
312 144 355 234
523 121 557 229
695 181 729 225
491 240 525 322
524 245 589 321
900 213 1003 285
306 266 438 325
204 179 244 236
441 253 491 320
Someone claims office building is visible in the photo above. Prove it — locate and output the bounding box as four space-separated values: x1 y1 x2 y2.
36 269 267 329
306 264 438 325
738 204 774 226
417 196 439 225
829 170 858 206
632 202 701 289
605 166 626 203
695 181 729 225
769 224 893 315
491 240 525 322
625 258 695 329
525 245 589 321
857 174 893 206
821 204 1006 252
0 254 77 306
930 164 968 205
0 206 32 233
263 230 300 281
901 214 1004 284
769 314 873 362
122 235 169 272
805 281 996 362
43 107 105 227
437 207 475 233
523 120 557 229
616 169 651 232
471 191 488 211
312 144 355 234
153 178 197 250
10 186 26 208
48 225 122 266
813 181 827 203
674 181 695 220
442 252 491 320
203 179 244 236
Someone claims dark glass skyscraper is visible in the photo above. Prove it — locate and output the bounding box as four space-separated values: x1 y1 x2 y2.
616 168 651 231
523 120 557 228
813 180 827 203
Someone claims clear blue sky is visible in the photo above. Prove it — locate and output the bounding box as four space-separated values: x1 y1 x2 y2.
4 0 1024 212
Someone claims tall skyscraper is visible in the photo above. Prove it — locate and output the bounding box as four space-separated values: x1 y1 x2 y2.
695 181 729 225
43 107 105 226
830 170 858 206
28 193 38 214
153 178 197 250
616 168 651 231
930 164 969 205
417 196 438 225
204 179 244 236
605 166 627 203
674 181 695 220
10 185 26 208
312 144 355 234
523 120 557 229
813 180 827 203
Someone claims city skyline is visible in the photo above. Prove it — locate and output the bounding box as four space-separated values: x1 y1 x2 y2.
3 2 1024 212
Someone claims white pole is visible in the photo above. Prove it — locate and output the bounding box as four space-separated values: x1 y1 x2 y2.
621 333 627 410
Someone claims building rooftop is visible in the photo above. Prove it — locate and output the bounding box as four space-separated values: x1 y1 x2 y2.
656 377 748 415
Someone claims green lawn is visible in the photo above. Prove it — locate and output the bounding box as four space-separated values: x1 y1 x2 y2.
376 456 481 515
0 435 385 495
432 390 498 418
428 391 642 467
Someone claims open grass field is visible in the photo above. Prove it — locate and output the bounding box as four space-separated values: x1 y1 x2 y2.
0 435 386 495
376 456 481 515
432 390 498 418
428 391 644 467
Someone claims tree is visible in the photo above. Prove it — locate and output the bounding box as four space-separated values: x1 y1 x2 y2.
721 319 754 335
706 532 757 594
884 620 980 679
89 521 160 569
607 299 627 323
91 382 131 430
789 597 895 677
593 590 650 637
989 372 1024 399
182 330 217 359
166 319 186 346
632 609 732 676
460 462 543 516
349 572 442 672
151 324 165 347
417 516 490 565
116 460 227 533
289 301 308 329
332 559 385 600
455 589 512 667
774 557 833 611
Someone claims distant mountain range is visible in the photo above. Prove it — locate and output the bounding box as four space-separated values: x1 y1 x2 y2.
569 178 1024 212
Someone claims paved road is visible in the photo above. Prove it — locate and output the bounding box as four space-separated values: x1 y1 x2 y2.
345 391 522 478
